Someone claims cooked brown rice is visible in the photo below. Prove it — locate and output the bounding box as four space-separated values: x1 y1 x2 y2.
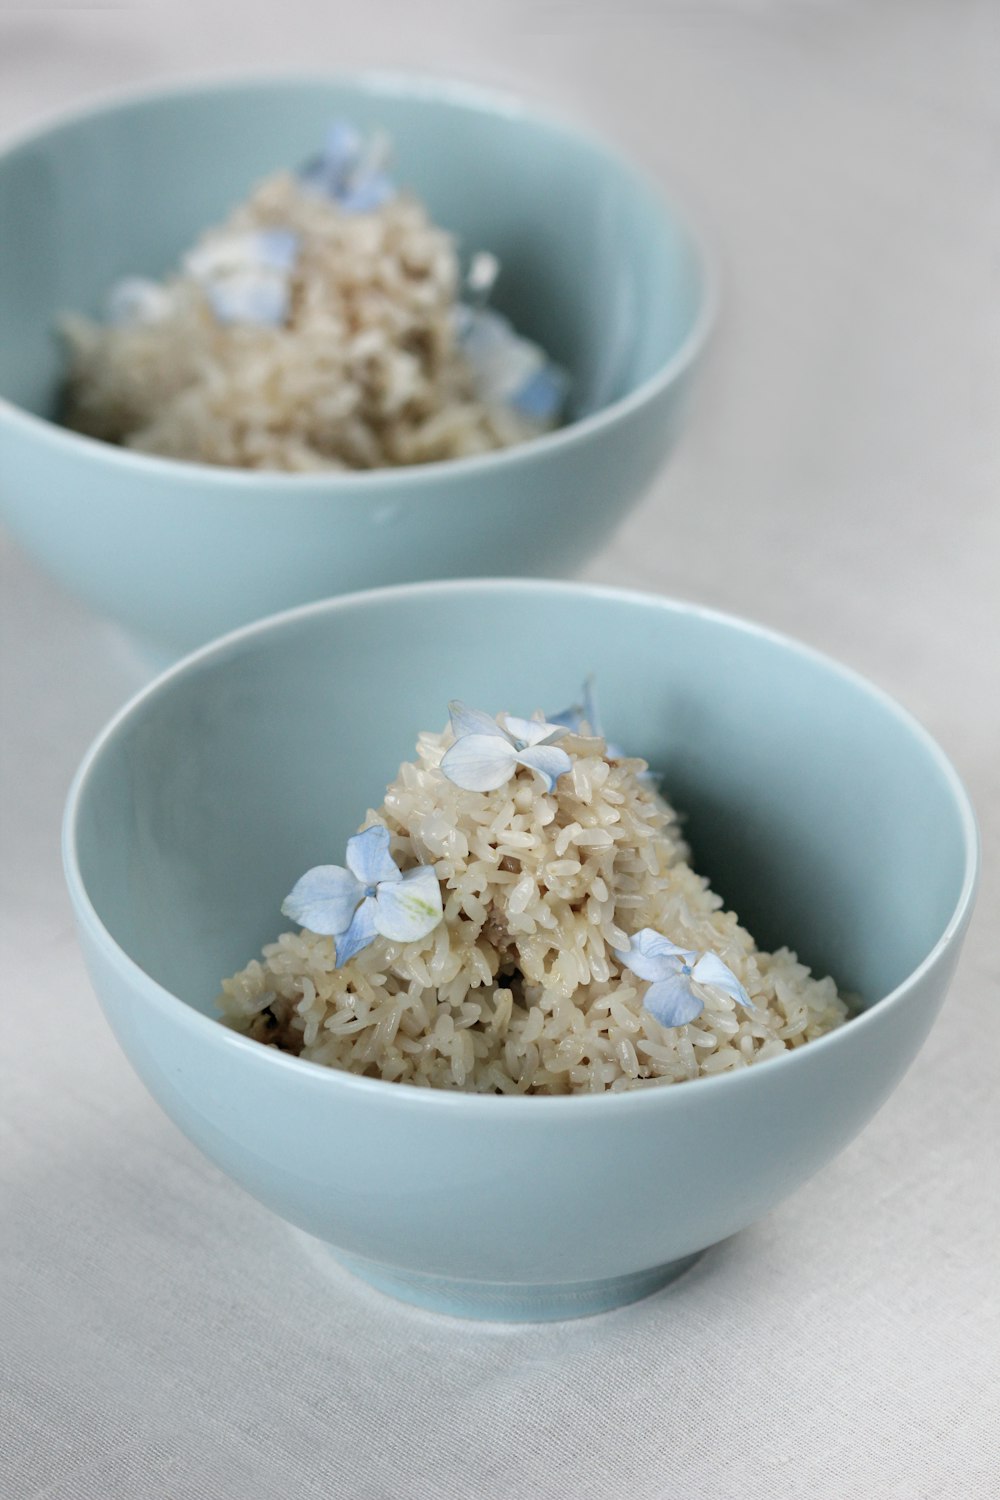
62 172 551 471
219 722 848 1093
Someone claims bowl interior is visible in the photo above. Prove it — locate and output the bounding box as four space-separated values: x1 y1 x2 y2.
71 586 972 1029
0 77 706 432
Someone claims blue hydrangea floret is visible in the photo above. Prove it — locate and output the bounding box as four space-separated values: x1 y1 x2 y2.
440 701 573 793
456 303 568 425
104 276 174 327
550 676 659 782
184 228 301 327
454 250 568 424
614 928 755 1028
550 675 615 745
299 121 395 212
281 825 443 967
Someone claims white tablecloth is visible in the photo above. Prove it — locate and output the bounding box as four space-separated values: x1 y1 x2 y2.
2 4 997 1496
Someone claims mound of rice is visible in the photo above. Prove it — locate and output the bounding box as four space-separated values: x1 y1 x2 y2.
219 722 848 1093
62 172 551 471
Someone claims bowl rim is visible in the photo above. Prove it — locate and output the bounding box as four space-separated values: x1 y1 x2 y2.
61 577 981 1115
0 68 719 492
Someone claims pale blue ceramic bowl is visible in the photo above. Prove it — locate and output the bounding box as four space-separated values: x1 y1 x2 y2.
63 581 979 1321
0 75 713 658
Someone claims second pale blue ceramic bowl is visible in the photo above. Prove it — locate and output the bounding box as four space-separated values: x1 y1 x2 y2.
63 581 978 1321
0 75 713 657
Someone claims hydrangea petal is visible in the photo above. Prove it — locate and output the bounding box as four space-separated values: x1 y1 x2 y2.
345 825 400 888
615 927 697 982
281 864 364 935
581 677 600 736
204 273 290 327
550 678 633 762
300 121 362 196
441 734 517 791
510 365 569 423
105 277 173 327
550 677 601 737
299 123 395 212
547 702 582 734
374 865 444 942
502 714 567 748
643 974 705 1028
448 701 508 742
254 228 300 271
691 952 754 1011
514 743 573 791
636 929 698 964
184 233 269 282
500 713 541 746
613 942 669 984
458 307 544 403
335 895 379 966
323 120 362 169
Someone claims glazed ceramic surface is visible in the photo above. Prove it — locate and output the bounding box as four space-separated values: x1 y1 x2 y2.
0 75 713 657
62 581 979 1320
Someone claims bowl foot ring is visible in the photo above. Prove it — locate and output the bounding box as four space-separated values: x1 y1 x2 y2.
297 1234 703 1322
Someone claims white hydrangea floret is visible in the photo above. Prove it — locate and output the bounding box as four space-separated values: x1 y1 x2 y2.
282 825 442 967
440 700 572 793
615 927 755 1028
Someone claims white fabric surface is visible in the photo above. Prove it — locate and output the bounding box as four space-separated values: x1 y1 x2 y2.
1 3 998 1496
